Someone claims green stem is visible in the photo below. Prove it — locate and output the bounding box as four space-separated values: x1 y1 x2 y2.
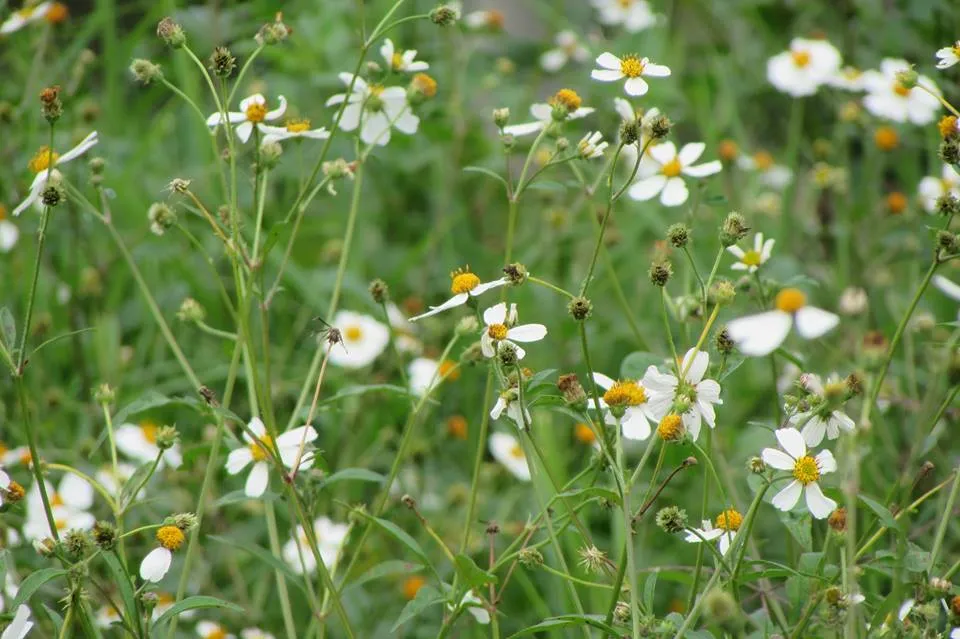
459 368 496 553
265 500 299 639
928 463 960 572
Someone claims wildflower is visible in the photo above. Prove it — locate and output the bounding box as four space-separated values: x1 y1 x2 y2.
208 46 236 77
0 465 13 505
727 232 774 273
463 10 504 31
588 373 655 440
326 73 419 146
789 374 856 446
94 463 137 498
578 131 608 159
737 151 792 189
480 303 547 361
24 474 95 540
115 420 183 468
490 388 530 427
447 415 468 439
409 267 507 320
0 2 66 34
282 517 350 574
139 524 185 582
874 126 900 151
591 52 670 96
558 373 587 404
226 417 318 497
766 38 841 97
148 202 176 235
649 260 672 286
205 93 288 143
1 606 32 639
450 591 491 624
628 141 722 206
408 357 459 396
936 41 960 69
590 0 656 32
886 191 908 215
573 422 597 446
862 59 941 125
259 119 330 146
408 73 437 103
828 66 866 91
380 38 428 73
726 288 839 356
0 206 17 252
761 428 837 518
502 89 593 136
328 310 390 368
643 348 723 442
918 164 960 213
12 131 98 216
489 432 530 481
196 622 235 639
540 30 589 72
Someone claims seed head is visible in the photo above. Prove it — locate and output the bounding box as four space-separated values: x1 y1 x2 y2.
557 373 587 404
130 59 163 85
941 138 960 165
156 17 186 48
208 46 236 77
613 601 631 623
894 67 918 90
39 86 62 123
648 114 672 140
93 382 115 405
720 212 750 247
715 328 735 355
649 260 672 287
92 521 117 550
503 262 528 285
747 456 766 474
176 297 205 323
518 547 544 567
429 5 459 26
577 545 609 574
666 223 690 248
255 14 292 45
567 296 593 321
41 184 65 208
619 118 641 145
367 278 389 304
147 202 177 236
64 529 91 559
656 506 688 533
498 342 519 368
827 507 847 533
710 280 736 306
936 193 960 218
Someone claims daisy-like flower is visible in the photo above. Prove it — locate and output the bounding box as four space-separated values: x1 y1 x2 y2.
590 0 656 32
0 2 67 35
480 303 547 360
0 465 10 505
862 58 941 125
205 93 287 143
589 373 655 440
578 131 608 160
736 151 792 189
643 349 723 442
328 310 390 369
408 357 459 397
282 517 350 574
936 41 960 69
726 288 839 357
115 420 182 469
828 66 866 91
450 591 490 624
325 73 419 147
0 206 18 253
591 52 670 96
225 417 318 498
489 432 530 481
766 38 841 97
380 38 428 72
790 373 856 446
139 524 185 582
502 89 594 137
684 508 743 556
918 163 960 213
95 463 138 498
490 387 531 428
761 428 837 519
409 267 508 321
197 622 235 639
727 232 775 273
12 131 98 216
258 119 329 146
540 30 589 72
24 474 94 540
628 142 722 207
1 605 33 639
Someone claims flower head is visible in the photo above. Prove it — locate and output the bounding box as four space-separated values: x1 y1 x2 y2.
578 131 608 160
258 118 330 146
409 267 508 321
628 141 721 206
684 508 743 555
489 432 530 481
767 38 841 97
480 303 547 361
935 41 960 69
590 0 656 32
727 233 774 273
380 38 429 73
1 605 33 639
282 517 350 574
325 73 419 146
140 525 185 582
737 151 792 189
726 288 839 356
540 30 589 72
589 373 655 440
196 622 236 639
115 420 182 469
408 357 459 396
225 417 318 497
24 474 95 540
328 310 390 368
1 1 65 34
761 428 837 518
789 373 856 446
862 58 941 125
205 93 287 143
919 164 960 213
591 52 671 96
642 348 723 442
12 131 98 216
502 91 594 137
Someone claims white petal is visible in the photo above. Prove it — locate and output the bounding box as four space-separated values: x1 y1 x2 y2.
247 417 267 439
540 49 567 72
659 177 689 207
507 324 547 342
239 93 266 111
678 142 705 166
726 311 792 356
682 160 723 178
503 121 546 137
644 63 671 77
276 425 318 449
590 69 624 82
761 447 796 471
775 427 806 459
794 306 839 339
483 303 507 326
226 447 253 475
60 472 94 509
934 275 960 301
235 121 254 143
409 293 469 320
592 372 615 391
530 103 552 121
800 417 827 447
804 482 837 519
771 480 803 512
380 38 394 64
471 278 508 295
624 76 649 96
139 548 172 582
681 348 709 383
57 131 99 165
595 52 622 70
245 462 270 497
815 449 837 474
628 174 667 201
621 410 651 440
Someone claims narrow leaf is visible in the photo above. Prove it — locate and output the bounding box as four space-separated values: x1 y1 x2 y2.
152 596 243 627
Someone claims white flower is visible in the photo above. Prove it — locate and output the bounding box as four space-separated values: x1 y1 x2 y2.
0 1 56 34
258 120 330 146
589 373 656 440
934 274 960 302
325 73 419 147
540 30 589 72
918 164 960 213
789 374 855 446
95 604 122 629
502 94 594 137
205 93 287 143
282 517 350 575
225 417 318 498
0 568 16 611
449 591 490 624
616 101 662 170
197 622 235 639
489 432 530 481
862 58 941 125
490 389 531 428
409 268 508 321
240 630 275 639
0 219 18 253
115 421 182 468
578 131 608 160
591 52 670 96
95 463 138 498
0 446 30 466
727 233 775 273
380 38 428 72
463 10 503 30
590 0 656 32
762 428 837 519
139 524 187 583
480 303 546 360
828 66 866 91
766 38 841 97
408 358 458 397
642 348 723 442
726 288 839 357
737 152 792 189
1 605 32 639
328 310 390 369
12 131 98 216
0 466 9 506
628 141 722 207
684 509 743 556
386 303 422 354
935 42 960 69
24 474 94 540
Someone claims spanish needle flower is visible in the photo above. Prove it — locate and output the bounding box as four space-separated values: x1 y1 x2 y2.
642 348 723 442
325 73 419 146
407 357 459 396
225 417 318 497
139 524 186 582
828 66 866 91
380 38 429 72
409 267 508 321
862 58 941 125
480 303 547 360
115 420 182 468
726 288 839 357
258 119 330 145
205 93 287 143
684 509 743 556
282 517 350 574
490 387 530 428
196 622 235 639
589 373 656 440
918 164 960 213
628 141 722 207
578 131 608 159
761 427 837 518
489 432 531 481
502 89 593 137
328 310 390 369
24 475 94 540
727 232 774 273
0 1 66 34
12 131 98 216
0 605 32 639
540 30 589 72
766 38 841 97
736 151 792 189
590 0 656 32
789 373 856 446
591 52 671 96
935 41 960 69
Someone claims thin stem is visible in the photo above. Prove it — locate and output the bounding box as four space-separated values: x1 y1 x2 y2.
928 463 960 572
265 500 298 639
459 368 496 553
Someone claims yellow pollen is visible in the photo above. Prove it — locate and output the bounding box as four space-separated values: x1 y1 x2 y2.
602 380 647 407
0 205 7 220
661 158 683 178
402 575 426 600
157 593 175 605
616 0 633 7
574 422 596 445
892 82 911 97
244 102 268 123
791 50 811 67
439 359 460 381
285 118 311 133
249 434 274 462
412 73 437 98
551 88 582 112
742 250 762 267
938 115 958 139
344 325 363 342
156 525 186 551
487 323 508 341
620 55 644 78
509 444 525 460
753 151 774 171
0 441 6 455
6 481 25 502
792 455 820 484
450 269 480 294
55 518 68 530
369 84 385 97
141 421 158 444
657 414 684 441
391 52 404 69
28 146 59 174
714 509 743 531
774 288 807 313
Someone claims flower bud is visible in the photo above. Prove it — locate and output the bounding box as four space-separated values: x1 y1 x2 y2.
720 212 749 247
368 279 389 304
747 456 765 474
259 140 283 169
157 17 186 48
408 73 437 106
177 297 205 323
498 342 519 368
567 296 593 321
171 512 198 531
156 425 179 451
255 14 291 45
208 46 236 77
655 506 688 533
518 547 543 567
503 262 528 285
710 280 736 306
147 202 177 236
39 86 62 123
619 118 641 145
493 107 510 128
894 67 918 90
64 529 91 559
666 223 690 248
649 260 672 287
130 59 163 85
429 5 458 26
94 383 115 405
936 194 960 218
704 589 738 624
557 373 586 404
92 521 117 550
828 507 846 532
41 183 65 208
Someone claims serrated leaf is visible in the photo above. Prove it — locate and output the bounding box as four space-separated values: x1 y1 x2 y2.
11 568 67 608
858 495 900 532
507 614 620 637
317 468 385 490
620 352 663 380
207 535 308 596
152 596 243 628
391 585 445 632
454 554 498 589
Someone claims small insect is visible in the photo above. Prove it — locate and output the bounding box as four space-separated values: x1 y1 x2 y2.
312 316 346 351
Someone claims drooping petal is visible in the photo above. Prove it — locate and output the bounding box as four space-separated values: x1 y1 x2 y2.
794 306 839 339
726 310 792 356
235 121 254 143
502 121 546 137
245 462 270 497
409 293 469 321
57 131 99 165
621 409 651 440
507 324 547 342
771 480 803 512
483 303 507 326
139 547 172 582
804 482 837 519
471 278 509 296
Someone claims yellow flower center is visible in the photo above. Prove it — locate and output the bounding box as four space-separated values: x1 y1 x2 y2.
156 525 185 551
792 455 820 484
509 444 525 459
602 380 647 407
369 84 385 97
616 0 633 7
775 288 807 313
19 450 33 465
344 325 363 342
205 629 228 639
742 250 762 267
6 481 25 502
886 191 907 214
46 2 68 23
141 421 158 444
391 52 404 69
551 88 582 112
412 73 437 98
791 50 811 68
28 146 60 173
55 518 68 530
657 414 684 441
574 422 596 445
939 115 958 139
661 158 683 178
0 205 7 221
892 82 911 97
718 139 739 162
0 441 6 455
450 269 480 294
874 127 898 151
753 151 774 171
51 492 64 507
487 323 508 341
285 118 311 133
714 508 743 531
249 434 274 462
245 102 268 123
446 415 468 439
402 575 426 600
620 55 644 78
439 359 460 381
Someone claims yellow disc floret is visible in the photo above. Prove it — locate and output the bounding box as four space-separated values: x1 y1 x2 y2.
487 323 508 341
28 146 60 173
714 508 743 531
741 250 762 267
344 325 363 342
141 421 158 443
249 434 274 462
391 52 404 69
775 288 807 313
792 455 820 484
657 414 684 441
661 158 683 178
245 102 268 123
412 73 437 98
791 50 811 68
574 422 597 445
450 267 481 294
509 443 525 459
551 88 582 113
439 359 461 381
938 115 958 139
753 151 774 171
156 525 186 551
602 380 647 407
620 55 645 78
285 118 311 133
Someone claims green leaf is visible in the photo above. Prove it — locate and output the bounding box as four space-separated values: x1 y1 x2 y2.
0 307 16 349
620 352 663 380
152 596 243 628
524 180 568 193
207 535 308 595
904 543 930 572
11 568 67 608
462 166 508 189
298 385 425 416
344 560 424 592
643 572 658 612
454 554 498 589
30 327 96 359
41 604 65 637
555 486 622 507
359 513 431 566
261 220 289 259
391 585 445 632
858 495 900 532
508 614 620 637
101 552 139 633
525 368 557 391
317 468 385 490
777 510 812 552
112 391 177 425
214 489 280 507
